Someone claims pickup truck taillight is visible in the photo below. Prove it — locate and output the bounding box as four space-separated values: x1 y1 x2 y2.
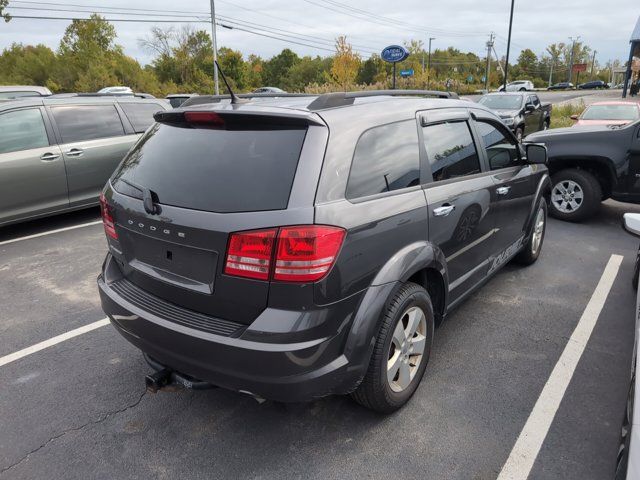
224 226 345 283
100 193 118 240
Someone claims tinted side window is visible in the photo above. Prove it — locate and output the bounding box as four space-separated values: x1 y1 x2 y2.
475 121 520 170
120 103 163 133
347 120 420 199
532 95 540 107
51 105 125 143
422 121 481 182
0 109 49 154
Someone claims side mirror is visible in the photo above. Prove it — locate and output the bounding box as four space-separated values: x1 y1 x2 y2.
525 104 535 112
570 114 579 120
524 143 547 165
623 213 640 237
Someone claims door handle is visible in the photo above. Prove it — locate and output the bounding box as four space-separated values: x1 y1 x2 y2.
433 204 455 217
40 152 60 161
65 148 84 157
496 186 511 196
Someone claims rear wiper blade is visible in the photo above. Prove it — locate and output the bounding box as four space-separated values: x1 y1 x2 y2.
118 178 159 215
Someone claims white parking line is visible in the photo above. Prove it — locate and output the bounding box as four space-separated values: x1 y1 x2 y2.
0 220 102 246
0 318 110 368
497 254 623 480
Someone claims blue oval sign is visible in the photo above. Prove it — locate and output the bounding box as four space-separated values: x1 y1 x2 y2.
381 45 409 63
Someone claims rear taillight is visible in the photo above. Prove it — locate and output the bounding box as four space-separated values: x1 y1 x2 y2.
99 193 118 240
224 228 277 280
273 226 345 282
224 225 345 283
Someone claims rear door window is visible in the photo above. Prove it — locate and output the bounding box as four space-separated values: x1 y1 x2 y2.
0 108 49 154
51 105 125 143
113 123 307 213
120 103 164 133
346 120 420 199
422 121 481 182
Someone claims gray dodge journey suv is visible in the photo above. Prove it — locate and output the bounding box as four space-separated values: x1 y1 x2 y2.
98 90 550 412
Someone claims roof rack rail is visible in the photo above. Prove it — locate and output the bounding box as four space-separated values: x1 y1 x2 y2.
306 89 458 110
49 92 156 99
181 92 315 107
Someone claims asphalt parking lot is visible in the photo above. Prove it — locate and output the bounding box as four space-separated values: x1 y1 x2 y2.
0 196 638 480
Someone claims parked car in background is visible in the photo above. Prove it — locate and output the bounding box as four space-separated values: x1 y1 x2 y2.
252 86 286 93
571 101 640 127
477 92 552 141
526 119 640 221
166 94 198 108
578 80 609 90
615 213 640 480
98 86 133 94
97 90 549 413
0 95 170 227
548 82 574 90
498 80 534 92
0 85 52 100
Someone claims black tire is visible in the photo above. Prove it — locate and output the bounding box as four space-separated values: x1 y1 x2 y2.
549 169 602 222
351 282 434 413
515 199 547 265
519 87 526 91
543 118 550 130
515 126 524 143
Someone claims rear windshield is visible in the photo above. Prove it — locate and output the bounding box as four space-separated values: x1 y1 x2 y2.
478 95 522 110
112 123 307 213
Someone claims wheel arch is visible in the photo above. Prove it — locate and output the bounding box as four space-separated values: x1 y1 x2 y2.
547 156 616 199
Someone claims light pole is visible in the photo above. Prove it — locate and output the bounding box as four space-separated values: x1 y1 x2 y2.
485 32 494 92
590 50 597 78
426 37 435 89
567 36 580 84
210 0 219 95
502 0 515 92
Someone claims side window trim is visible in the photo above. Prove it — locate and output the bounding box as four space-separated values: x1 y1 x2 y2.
345 119 422 201
114 102 135 135
47 103 127 144
470 116 525 172
419 116 485 185
0 106 53 154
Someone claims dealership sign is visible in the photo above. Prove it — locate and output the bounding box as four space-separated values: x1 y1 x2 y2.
381 45 409 63
572 63 588 73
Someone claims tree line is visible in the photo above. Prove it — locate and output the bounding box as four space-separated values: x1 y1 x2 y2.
0 14 614 96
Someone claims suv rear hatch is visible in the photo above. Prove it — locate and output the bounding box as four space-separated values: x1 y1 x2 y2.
102 108 326 324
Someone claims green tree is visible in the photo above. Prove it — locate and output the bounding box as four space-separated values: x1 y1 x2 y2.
357 54 386 84
330 36 360 90
263 48 300 89
1 0 10 22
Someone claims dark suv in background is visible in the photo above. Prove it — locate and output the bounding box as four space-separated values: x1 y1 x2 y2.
0 95 170 226
98 91 549 412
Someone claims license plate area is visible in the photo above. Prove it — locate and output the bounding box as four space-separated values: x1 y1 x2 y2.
120 229 218 294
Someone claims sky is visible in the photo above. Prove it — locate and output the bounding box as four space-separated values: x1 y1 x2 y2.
0 0 638 66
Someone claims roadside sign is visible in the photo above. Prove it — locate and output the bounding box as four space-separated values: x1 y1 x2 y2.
400 69 414 77
572 63 588 73
381 45 409 63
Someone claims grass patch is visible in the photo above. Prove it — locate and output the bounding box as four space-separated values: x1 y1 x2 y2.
550 101 585 129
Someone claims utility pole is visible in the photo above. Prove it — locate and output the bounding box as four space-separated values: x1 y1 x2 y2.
548 60 554 87
210 0 219 95
502 0 515 92
485 33 494 92
590 50 597 78
426 37 435 88
567 36 580 83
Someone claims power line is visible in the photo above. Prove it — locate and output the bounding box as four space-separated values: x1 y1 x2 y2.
9 2 379 54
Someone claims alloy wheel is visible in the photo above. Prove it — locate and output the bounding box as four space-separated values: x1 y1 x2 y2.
551 180 584 213
387 306 427 393
531 206 545 255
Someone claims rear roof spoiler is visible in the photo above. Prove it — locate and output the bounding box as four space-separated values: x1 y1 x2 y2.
153 109 325 127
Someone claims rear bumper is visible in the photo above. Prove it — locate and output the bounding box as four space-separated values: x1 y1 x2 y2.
98 257 392 402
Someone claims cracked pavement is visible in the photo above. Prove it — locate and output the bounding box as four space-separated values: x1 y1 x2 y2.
0 200 639 479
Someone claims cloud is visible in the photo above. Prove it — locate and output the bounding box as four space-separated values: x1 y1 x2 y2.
1 0 637 64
